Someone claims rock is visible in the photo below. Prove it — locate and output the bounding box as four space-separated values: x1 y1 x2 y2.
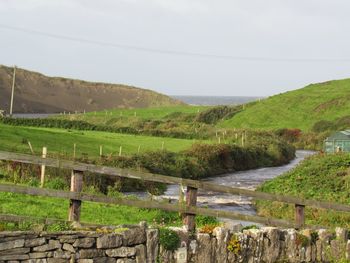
29 252 47 259
53 250 71 259
47 259 67 263
283 229 298 262
0 247 30 256
262 227 281 263
33 240 61 252
330 239 342 261
106 247 136 257
116 259 136 263
316 240 323 262
122 227 146 246
222 222 243 233
77 260 93 263
73 238 95 248
63 243 75 253
135 244 146 263
96 234 123 249
23 259 48 263
318 229 333 242
0 254 29 260
79 249 105 258
59 235 79 244
25 238 47 247
93 258 116 263
213 227 229 263
194 233 213 263
146 229 159 263
336 227 348 243
0 239 24 251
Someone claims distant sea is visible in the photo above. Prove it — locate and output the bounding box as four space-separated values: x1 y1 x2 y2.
171 95 263 106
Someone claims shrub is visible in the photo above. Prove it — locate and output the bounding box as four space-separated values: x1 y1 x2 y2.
195 106 240 124
159 228 180 251
227 234 241 255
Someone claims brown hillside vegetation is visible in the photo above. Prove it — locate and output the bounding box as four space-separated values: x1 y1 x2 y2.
0 65 184 113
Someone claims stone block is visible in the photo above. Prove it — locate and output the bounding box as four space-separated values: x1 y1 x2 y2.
106 247 136 257
73 238 95 248
135 244 146 263
77 260 93 263
96 234 123 249
47 259 67 263
122 228 146 246
146 229 159 263
336 227 348 243
0 254 29 260
53 250 71 259
63 243 76 253
0 239 24 251
116 259 136 263
93 258 117 263
25 238 47 247
0 247 30 256
22 259 47 263
29 252 47 259
194 233 212 263
79 249 105 258
33 240 61 252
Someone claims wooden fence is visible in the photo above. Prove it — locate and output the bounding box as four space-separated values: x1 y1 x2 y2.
0 151 349 230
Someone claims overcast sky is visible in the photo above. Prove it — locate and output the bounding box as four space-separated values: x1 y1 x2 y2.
1 0 350 96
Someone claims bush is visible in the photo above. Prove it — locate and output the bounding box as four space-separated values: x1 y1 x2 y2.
159 228 180 251
195 106 240 124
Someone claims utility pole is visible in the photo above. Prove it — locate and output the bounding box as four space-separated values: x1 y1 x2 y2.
9 65 16 117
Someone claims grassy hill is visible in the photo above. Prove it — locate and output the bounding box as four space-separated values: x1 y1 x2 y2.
219 79 350 131
0 65 184 113
256 152 350 228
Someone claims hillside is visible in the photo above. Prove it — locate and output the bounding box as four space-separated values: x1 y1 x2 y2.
0 65 184 113
257 152 350 227
219 79 350 130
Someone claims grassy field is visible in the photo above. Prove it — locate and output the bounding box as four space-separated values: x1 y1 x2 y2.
0 123 202 157
256 152 350 228
219 78 350 130
0 192 163 226
61 106 209 124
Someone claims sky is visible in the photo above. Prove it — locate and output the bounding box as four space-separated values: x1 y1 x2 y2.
1 0 350 97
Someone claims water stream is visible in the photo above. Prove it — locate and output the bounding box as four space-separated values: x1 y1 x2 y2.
127 150 314 224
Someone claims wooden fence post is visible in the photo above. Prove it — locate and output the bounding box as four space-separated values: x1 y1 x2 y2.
40 147 47 188
99 145 103 157
73 143 76 159
68 170 83 222
183 186 198 232
295 204 305 229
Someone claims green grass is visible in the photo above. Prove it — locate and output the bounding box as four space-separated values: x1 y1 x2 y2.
0 191 165 226
62 106 208 124
0 123 202 157
219 79 350 130
256 152 350 228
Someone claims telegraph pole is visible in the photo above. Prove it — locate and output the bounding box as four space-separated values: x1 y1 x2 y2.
9 65 16 117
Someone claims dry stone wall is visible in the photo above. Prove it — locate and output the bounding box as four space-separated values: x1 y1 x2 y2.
2 225 350 263
160 226 350 263
0 224 159 263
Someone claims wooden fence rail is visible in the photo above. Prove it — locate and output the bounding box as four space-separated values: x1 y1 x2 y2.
0 151 349 230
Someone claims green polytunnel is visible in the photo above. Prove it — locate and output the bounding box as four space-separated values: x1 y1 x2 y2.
324 130 350 153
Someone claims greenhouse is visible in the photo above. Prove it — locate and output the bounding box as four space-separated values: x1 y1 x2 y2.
324 130 350 153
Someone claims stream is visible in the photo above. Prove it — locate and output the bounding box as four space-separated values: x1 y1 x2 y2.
127 150 314 225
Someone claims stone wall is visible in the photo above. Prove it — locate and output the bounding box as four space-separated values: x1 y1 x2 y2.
159 226 350 263
0 224 159 263
2 225 350 263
